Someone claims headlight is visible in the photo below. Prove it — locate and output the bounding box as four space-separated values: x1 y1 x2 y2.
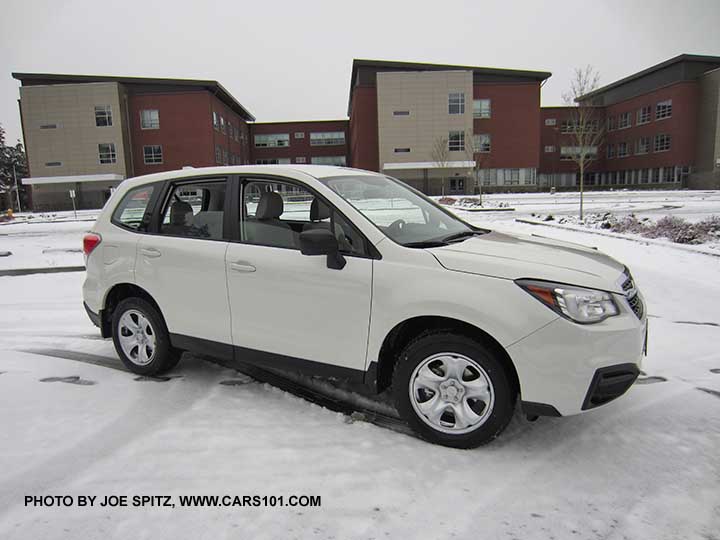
516 279 619 324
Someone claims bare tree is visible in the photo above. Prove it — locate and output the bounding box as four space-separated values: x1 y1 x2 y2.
463 130 487 203
431 136 449 196
562 66 604 220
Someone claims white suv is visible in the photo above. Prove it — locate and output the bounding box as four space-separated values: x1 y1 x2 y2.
83 165 647 448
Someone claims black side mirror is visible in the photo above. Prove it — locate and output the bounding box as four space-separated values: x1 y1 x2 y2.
299 229 346 269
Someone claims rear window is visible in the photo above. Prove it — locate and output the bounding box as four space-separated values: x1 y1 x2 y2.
112 185 155 230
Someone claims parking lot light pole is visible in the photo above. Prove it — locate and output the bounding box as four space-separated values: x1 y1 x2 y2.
13 163 22 213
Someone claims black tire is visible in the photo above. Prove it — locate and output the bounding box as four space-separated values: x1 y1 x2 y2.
111 297 181 375
392 330 516 449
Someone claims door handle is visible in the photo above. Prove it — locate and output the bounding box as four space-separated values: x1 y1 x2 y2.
140 247 162 258
230 261 256 273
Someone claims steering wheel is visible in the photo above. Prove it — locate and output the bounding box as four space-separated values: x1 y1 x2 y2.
387 219 406 235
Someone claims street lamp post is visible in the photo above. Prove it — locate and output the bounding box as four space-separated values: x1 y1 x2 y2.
12 163 22 213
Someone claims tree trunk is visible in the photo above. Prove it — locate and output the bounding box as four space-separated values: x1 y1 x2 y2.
579 162 585 221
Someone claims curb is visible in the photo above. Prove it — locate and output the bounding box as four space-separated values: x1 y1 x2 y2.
0 266 86 277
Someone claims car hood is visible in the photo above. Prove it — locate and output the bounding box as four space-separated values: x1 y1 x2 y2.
428 231 626 293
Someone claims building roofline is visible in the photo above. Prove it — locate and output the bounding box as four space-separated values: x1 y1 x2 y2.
11 72 255 121
347 58 552 114
249 118 349 126
577 54 720 101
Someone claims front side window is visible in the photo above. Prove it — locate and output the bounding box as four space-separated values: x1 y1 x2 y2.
112 185 155 230
143 145 163 165
242 180 364 255
160 180 228 240
473 99 491 118
321 174 475 247
95 105 112 127
448 131 465 152
254 133 290 148
448 92 465 115
309 132 345 146
140 109 160 129
98 143 117 164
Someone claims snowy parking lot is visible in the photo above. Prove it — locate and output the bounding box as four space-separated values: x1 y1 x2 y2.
1 190 719 539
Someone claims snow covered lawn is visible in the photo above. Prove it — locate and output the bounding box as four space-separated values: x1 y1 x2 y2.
0 193 719 539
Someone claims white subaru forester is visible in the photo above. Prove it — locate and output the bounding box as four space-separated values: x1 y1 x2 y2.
83 165 647 448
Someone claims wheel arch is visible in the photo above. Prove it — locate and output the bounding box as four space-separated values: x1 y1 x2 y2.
100 283 164 338
372 316 520 398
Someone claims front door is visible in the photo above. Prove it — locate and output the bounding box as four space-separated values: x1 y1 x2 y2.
225 177 373 376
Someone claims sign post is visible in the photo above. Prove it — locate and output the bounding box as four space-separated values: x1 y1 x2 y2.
69 189 77 220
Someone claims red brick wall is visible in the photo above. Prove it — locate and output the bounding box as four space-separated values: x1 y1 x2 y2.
249 120 349 164
539 107 605 174
473 83 541 169
129 91 216 177
209 95 251 166
349 87 379 171
603 81 698 170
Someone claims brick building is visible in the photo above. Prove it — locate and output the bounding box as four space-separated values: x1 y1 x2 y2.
12 53 720 210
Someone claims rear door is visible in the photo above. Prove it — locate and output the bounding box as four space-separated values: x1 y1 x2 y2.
225 175 373 376
135 176 233 351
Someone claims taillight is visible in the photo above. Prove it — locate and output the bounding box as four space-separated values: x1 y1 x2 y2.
83 233 102 257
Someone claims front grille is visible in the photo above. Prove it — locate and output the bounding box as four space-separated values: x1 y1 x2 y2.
621 268 643 320
627 293 644 319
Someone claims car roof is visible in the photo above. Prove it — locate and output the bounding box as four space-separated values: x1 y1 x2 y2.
121 164 379 189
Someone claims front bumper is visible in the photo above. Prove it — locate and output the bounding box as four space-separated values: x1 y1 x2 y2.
509 293 647 417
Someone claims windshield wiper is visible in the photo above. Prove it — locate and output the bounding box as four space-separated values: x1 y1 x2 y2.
440 230 485 243
402 240 449 248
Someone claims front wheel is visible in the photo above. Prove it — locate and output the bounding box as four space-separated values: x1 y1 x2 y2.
111 297 180 375
393 331 515 448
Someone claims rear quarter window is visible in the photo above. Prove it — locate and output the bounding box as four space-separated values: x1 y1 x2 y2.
112 185 155 230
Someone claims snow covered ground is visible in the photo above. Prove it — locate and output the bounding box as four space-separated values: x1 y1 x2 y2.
1 192 719 539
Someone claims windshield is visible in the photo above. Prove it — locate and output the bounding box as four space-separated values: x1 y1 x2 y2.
320 174 479 247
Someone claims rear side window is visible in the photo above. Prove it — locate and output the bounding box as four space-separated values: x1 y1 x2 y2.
159 179 228 240
112 185 155 230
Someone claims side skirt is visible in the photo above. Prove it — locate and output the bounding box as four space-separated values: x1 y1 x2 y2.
169 333 368 385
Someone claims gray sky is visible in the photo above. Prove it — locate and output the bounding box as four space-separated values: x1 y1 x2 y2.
1 0 719 145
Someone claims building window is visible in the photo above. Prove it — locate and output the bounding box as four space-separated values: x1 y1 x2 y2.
639 169 649 183
95 105 113 127
560 120 575 134
309 132 345 146
635 137 650 155
140 109 160 130
560 146 597 161
295 157 307 163
220 117 226 133
448 131 465 151
394 148 411 153
607 116 616 131
213 112 219 130
654 133 671 152
652 168 661 183
254 133 290 148
662 166 675 182
310 156 346 166
607 144 616 159
618 112 631 129
449 178 465 193
656 99 672 120
215 145 223 164
255 158 291 165
393 110 410 116
473 99 491 118
544 118 557 126
98 143 117 164
448 92 465 115
45 161 62 167
294 132 305 139
222 148 229 165
506 169 520 185
637 106 651 125
143 145 163 165
617 142 628 157
473 134 491 152
544 145 556 153
228 124 234 140
482 169 497 186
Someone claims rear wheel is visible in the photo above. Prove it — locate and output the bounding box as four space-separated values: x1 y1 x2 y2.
393 330 515 448
112 297 180 375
